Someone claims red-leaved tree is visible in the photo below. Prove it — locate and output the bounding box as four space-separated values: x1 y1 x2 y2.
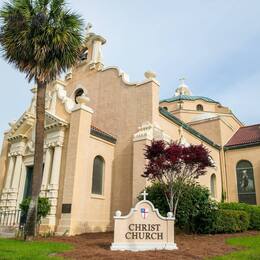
143 140 215 217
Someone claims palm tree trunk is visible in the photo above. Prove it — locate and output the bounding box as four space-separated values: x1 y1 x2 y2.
24 80 46 240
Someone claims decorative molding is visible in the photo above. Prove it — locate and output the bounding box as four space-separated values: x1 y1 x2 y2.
45 130 65 148
133 122 171 142
9 141 26 157
71 104 94 113
55 81 75 113
102 66 160 87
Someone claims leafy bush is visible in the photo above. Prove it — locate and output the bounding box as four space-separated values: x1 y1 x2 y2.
213 209 250 233
219 202 260 230
20 197 51 223
139 182 218 234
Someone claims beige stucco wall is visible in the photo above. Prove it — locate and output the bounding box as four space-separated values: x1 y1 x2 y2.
225 146 260 205
57 103 116 235
190 118 238 146
69 135 115 234
64 65 160 216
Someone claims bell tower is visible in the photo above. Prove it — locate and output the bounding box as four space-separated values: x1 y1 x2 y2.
82 23 106 70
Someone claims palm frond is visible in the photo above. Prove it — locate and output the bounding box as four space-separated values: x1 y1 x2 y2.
0 0 84 83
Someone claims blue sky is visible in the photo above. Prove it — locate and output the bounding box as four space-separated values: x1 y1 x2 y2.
0 0 260 144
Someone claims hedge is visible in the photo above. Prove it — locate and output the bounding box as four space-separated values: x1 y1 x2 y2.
138 182 218 234
214 209 250 233
219 203 260 230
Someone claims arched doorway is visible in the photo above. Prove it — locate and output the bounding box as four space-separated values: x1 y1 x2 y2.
236 160 256 205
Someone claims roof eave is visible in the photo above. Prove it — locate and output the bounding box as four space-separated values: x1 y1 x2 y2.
159 107 221 150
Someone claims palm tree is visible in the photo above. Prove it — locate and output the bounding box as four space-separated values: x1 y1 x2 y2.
0 0 83 239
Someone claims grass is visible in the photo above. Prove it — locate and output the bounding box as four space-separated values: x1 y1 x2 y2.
0 238 72 260
212 235 260 260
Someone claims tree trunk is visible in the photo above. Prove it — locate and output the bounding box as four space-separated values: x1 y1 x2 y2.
24 80 46 240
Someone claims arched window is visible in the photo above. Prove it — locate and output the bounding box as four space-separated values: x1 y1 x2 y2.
163 106 168 111
236 160 256 204
91 156 105 195
74 88 84 104
196 104 204 111
210 174 216 198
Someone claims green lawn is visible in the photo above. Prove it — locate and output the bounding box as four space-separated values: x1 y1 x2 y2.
212 235 260 260
0 238 72 260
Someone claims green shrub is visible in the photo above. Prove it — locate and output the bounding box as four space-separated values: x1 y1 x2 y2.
219 202 260 230
20 197 51 223
214 209 250 233
139 182 218 234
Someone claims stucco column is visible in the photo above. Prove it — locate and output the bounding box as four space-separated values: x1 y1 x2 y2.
4 156 15 189
11 154 23 190
46 144 63 227
41 147 52 190
57 95 93 235
0 155 15 210
49 145 62 187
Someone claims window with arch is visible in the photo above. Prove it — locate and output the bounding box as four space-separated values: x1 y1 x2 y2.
163 106 168 111
196 104 204 111
210 174 217 198
74 88 84 104
236 160 256 205
91 156 105 195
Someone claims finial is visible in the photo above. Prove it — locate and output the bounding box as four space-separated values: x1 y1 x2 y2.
85 22 93 35
141 190 148 200
144 70 156 80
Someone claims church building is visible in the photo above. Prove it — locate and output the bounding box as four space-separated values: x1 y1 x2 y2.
0 28 260 235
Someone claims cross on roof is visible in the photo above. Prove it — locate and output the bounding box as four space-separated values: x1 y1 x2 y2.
85 22 93 35
141 190 148 200
179 77 186 85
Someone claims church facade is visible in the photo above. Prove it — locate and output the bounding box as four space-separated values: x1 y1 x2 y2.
0 29 260 235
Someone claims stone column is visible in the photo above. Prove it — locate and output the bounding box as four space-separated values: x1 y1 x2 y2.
8 153 23 209
11 154 23 190
4 156 15 189
49 145 62 188
0 155 15 210
47 142 63 228
41 147 52 195
17 163 26 207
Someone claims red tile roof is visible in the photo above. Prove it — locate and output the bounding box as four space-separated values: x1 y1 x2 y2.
225 124 260 147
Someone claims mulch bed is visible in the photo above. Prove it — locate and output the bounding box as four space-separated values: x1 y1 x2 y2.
46 231 260 260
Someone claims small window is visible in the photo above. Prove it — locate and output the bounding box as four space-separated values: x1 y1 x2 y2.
74 88 84 104
196 104 204 111
163 106 168 111
91 156 105 195
210 174 216 198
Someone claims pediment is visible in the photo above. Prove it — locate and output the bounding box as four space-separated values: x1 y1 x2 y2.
7 111 68 141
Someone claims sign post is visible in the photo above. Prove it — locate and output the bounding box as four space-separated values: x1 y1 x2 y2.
111 190 177 251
